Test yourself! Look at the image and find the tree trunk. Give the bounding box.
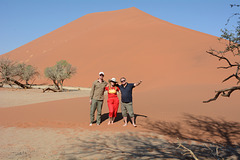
[8,78,30,89]
[53,80,60,90]
[59,80,63,91]
[26,80,29,85]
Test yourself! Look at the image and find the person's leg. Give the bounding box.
[112,98,119,124]
[90,99,97,125]
[108,98,114,124]
[108,99,114,119]
[107,99,114,125]
[96,100,103,125]
[126,102,136,127]
[131,117,136,127]
[121,102,128,126]
[123,117,128,126]
[112,117,115,124]
[108,117,112,125]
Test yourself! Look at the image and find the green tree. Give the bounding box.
[44,60,76,91]
[15,63,39,85]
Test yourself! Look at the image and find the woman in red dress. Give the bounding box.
[105,78,120,125]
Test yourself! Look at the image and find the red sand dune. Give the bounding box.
[0,7,239,129]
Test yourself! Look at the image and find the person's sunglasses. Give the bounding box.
[100,74,104,76]
[121,80,126,83]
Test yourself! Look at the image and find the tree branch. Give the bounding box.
[203,86,240,103]
[207,50,240,83]
[177,141,199,160]
[42,87,61,93]
[206,51,237,68]
[222,74,237,83]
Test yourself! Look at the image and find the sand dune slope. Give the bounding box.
[1,7,227,89]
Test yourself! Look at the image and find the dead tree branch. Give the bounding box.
[203,86,240,103]
[177,141,199,160]
[42,87,60,93]
[5,77,31,89]
[204,49,240,102]
[206,51,238,68]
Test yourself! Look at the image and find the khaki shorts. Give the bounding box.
[121,102,134,118]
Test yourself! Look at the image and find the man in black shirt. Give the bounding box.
[118,77,142,127]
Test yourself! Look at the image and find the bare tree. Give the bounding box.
[15,63,39,85]
[204,4,240,103]
[0,58,15,86]
[0,58,33,89]
[44,60,76,91]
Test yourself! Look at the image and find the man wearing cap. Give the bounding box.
[117,77,142,127]
[89,72,108,126]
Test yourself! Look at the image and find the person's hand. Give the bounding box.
[134,80,142,87]
[89,99,92,105]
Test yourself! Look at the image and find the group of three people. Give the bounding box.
[89,72,142,127]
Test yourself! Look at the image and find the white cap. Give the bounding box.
[110,78,116,82]
[99,72,104,76]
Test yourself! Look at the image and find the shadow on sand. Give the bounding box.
[60,114,240,160]
[143,113,240,160]
[100,112,147,124]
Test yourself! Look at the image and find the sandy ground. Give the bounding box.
[0,88,239,159]
[3,127,239,160]
[0,87,90,108]
[0,127,172,160]
[1,127,239,160]
[0,88,164,159]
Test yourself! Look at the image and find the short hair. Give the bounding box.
[120,77,126,81]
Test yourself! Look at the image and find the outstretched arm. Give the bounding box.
[134,80,142,87]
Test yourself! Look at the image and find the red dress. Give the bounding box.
[105,86,119,118]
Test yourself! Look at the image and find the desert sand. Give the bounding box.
[0,127,183,160]
[0,7,240,159]
[0,87,90,108]
[1,88,239,159]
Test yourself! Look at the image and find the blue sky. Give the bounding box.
[0,0,239,55]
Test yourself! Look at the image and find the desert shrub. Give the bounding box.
[0,58,16,85]
[44,60,76,91]
[0,58,38,88]
[15,63,39,85]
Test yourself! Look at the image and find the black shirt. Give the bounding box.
[118,83,135,103]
